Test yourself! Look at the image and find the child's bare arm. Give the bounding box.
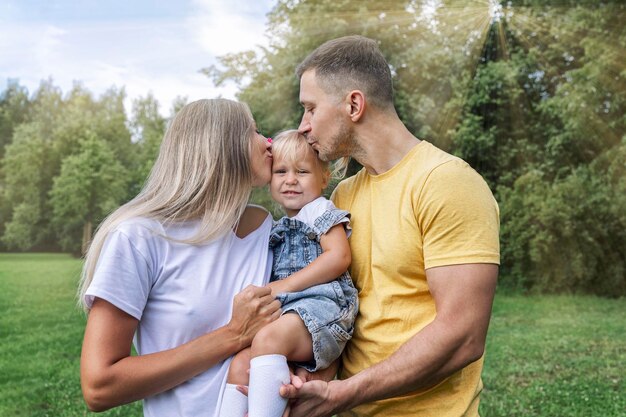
[268,224,351,295]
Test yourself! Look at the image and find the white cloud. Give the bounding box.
[37,25,68,63]
[0,1,272,116]
[88,60,238,114]
[0,23,68,86]
[189,0,273,56]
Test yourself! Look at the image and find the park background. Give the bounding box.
[0,0,624,416]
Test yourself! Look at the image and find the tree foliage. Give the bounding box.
[0,79,176,253]
[49,135,128,254]
[0,1,624,296]
[208,0,626,296]
[2,123,48,250]
[128,94,168,195]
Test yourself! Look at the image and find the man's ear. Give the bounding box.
[345,90,366,122]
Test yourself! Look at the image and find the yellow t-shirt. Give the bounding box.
[331,140,500,417]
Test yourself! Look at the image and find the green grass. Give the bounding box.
[480,294,626,416]
[0,253,141,417]
[1,253,624,416]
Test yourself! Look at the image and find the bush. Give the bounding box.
[499,141,626,296]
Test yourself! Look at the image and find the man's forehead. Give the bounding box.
[300,68,317,84]
[299,70,316,100]
[300,69,330,105]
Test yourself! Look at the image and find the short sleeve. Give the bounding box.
[84,228,154,319]
[297,197,351,237]
[312,208,351,237]
[418,160,500,269]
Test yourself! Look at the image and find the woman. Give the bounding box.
[79,98,281,417]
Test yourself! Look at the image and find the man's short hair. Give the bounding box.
[296,35,394,110]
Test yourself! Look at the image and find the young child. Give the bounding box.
[218,130,358,417]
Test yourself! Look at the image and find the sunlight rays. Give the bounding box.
[504,3,626,151]
[286,1,623,149]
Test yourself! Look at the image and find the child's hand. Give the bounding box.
[267,280,291,297]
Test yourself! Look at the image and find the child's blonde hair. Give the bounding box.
[271,130,348,181]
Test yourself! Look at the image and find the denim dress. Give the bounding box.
[269,197,359,372]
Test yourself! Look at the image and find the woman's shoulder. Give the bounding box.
[114,217,165,241]
[235,205,272,239]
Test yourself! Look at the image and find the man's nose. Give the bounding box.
[298,116,310,136]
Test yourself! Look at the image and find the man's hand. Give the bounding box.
[293,359,339,382]
[279,360,341,417]
[236,360,342,416]
[280,378,342,417]
[236,367,297,417]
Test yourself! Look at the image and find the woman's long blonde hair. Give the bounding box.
[78,98,256,311]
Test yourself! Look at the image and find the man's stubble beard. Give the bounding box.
[318,122,359,162]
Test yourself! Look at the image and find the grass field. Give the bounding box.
[1,253,624,416]
[0,253,141,417]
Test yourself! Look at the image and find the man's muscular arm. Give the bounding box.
[281,263,498,417]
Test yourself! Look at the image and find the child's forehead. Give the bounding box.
[273,153,313,165]
[272,151,321,168]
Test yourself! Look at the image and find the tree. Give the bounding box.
[207,0,626,296]
[205,0,488,142]
[0,79,31,159]
[0,80,32,248]
[128,94,167,196]
[0,80,136,252]
[49,135,127,254]
[1,123,49,250]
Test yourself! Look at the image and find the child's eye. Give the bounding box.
[297,170,309,174]
[273,169,286,174]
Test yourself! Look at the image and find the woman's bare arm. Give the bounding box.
[81,285,281,411]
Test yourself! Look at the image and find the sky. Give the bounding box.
[0,0,275,115]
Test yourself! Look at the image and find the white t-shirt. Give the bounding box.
[84,215,273,417]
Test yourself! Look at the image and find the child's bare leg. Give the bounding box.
[248,313,313,417]
[251,312,313,361]
[228,347,252,385]
[219,347,251,417]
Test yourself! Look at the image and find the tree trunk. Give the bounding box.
[82,220,93,256]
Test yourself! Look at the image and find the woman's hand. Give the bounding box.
[82,289,281,412]
[227,285,282,349]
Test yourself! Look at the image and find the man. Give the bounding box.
[280,35,500,417]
